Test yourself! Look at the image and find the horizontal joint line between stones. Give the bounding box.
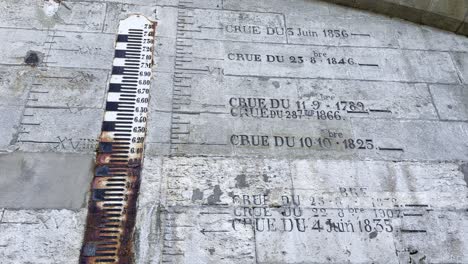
[174,6,284,16]
[223,73,458,85]
[179,37,468,53]
[0,26,115,35]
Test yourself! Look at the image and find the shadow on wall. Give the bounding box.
[319,0,468,36]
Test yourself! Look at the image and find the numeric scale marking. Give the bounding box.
[79,15,156,264]
[169,7,196,154]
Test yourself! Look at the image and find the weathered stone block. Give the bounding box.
[0,152,93,209]
[430,84,468,121]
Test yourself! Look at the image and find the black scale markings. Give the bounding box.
[80,15,156,264]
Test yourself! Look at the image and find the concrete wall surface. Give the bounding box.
[0,0,467,263]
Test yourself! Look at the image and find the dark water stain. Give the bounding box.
[460,163,468,185]
[235,174,248,188]
[20,158,35,182]
[191,188,203,201]
[272,81,280,89]
[301,91,318,98]
[207,185,222,204]
[369,230,378,239]
[24,51,43,67]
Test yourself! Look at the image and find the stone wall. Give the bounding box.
[322,0,468,35]
[0,0,467,263]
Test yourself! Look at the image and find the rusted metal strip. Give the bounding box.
[80,15,156,264]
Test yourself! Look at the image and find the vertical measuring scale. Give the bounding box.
[80,15,156,264]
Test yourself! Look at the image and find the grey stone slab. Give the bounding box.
[146,71,173,151]
[138,157,163,208]
[140,156,295,245]
[163,113,468,161]
[430,84,468,121]
[154,157,468,207]
[136,157,468,263]
[166,114,355,158]
[394,210,468,263]
[351,119,468,161]
[154,36,177,74]
[96,0,171,5]
[223,0,377,18]
[178,39,460,83]
[0,65,107,108]
[0,209,86,263]
[165,75,438,120]
[452,52,468,84]
[149,71,173,111]
[135,157,163,262]
[290,160,467,209]
[17,108,102,153]
[177,0,223,9]
[158,5,468,51]
[285,13,399,48]
[152,6,179,38]
[137,159,257,264]
[0,66,31,106]
[0,0,106,32]
[26,67,108,108]
[225,1,461,51]
[160,157,293,207]
[285,13,468,51]
[0,106,23,151]
[0,28,49,66]
[253,207,399,263]
[176,9,287,43]
[396,22,468,52]
[255,208,466,263]
[0,0,467,263]
[136,205,256,264]
[145,142,171,157]
[97,0,222,9]
[146,110,172,146]
[97,0,221,8]
[223,42,460,83]
[0,152,93,209]
[46,31,115,70]
[134,205,162,263]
